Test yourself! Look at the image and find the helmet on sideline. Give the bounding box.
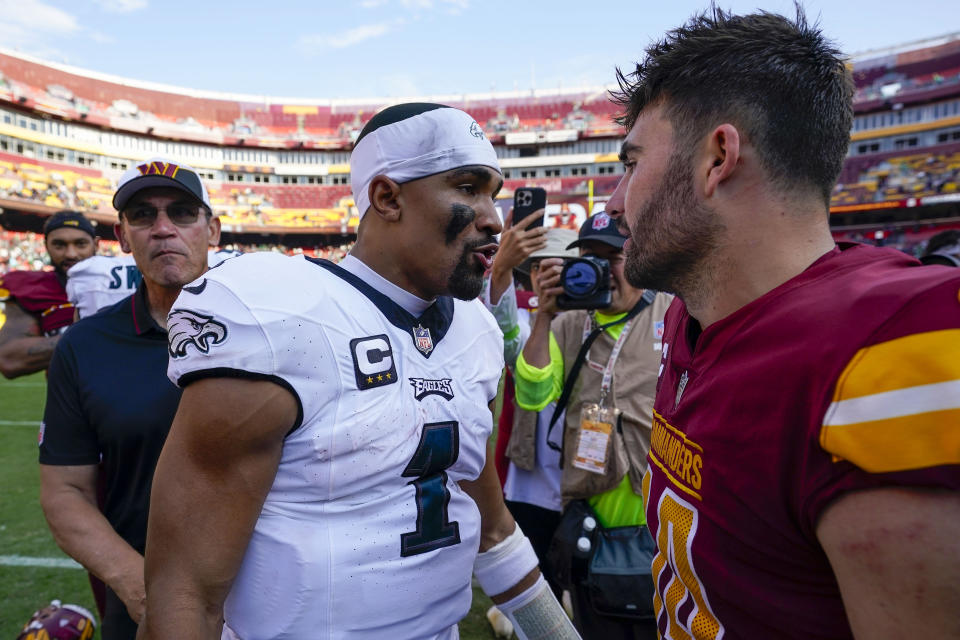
[16,600,96,640]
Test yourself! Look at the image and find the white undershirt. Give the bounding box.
[339,254,432,316]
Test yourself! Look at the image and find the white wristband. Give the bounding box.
[473,524,539,596]
[499,575,581,640]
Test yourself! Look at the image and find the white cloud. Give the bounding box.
[439,0,469,14]
[364,0,470,10]
[379,73,421,97]
[95,0,148,12]
[89,31,116,44]
[0,0,80,37]
[0,0,80,58]
[298,22,393,51]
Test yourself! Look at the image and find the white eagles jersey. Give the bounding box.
[67,250,241,319]
[67,255,140,319]
[167,252,504,640]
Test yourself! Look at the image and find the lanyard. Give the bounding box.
[580,313,637,405]
[546,290,656,454]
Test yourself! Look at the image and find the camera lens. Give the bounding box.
[564,261,599,297]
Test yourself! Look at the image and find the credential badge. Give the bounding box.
[413,324,434,356]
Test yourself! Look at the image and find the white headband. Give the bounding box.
[350,107,501,219]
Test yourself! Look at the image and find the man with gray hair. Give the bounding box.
[40,158,221,640]
[140,103,579,640]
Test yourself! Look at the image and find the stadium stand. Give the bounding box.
[1,34,960,248]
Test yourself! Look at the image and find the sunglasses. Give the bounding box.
[123,203,206,227]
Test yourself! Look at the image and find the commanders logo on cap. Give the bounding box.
[592,213,611,230]
[138,160,182,178]
[469,122,485,139]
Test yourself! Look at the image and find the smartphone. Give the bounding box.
[512,187,547,228]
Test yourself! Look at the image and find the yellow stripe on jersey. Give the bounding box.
[821,329,960,473]
[822,407,960,473]
[830,329,960,400]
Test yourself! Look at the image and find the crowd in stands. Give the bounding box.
[8,219,956,279]
[1,58,620,149]
[0,154,354,230]
[0,229,353,275]
[854,66,960,103]
[0,158,116,213]
[832,150,960,206]
[5,148,958,232]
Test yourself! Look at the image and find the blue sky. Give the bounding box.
[0,0,953,100]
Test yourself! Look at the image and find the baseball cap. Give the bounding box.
[112,157,211,212]
[566,212,627,250]
[43,210,96,239]
[517,229,578,273]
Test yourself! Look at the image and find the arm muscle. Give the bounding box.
[139,377,297,638]
[817,487,960,639]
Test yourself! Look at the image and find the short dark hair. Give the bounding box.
[611,6,854,206]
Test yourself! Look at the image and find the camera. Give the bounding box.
[558,257,611,310]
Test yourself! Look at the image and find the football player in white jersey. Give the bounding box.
[67,250,241,320]
[140,104,580,640]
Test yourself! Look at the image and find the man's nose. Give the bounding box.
[150,210,178,235]
[478,200,503,236]
[606,175,627,220]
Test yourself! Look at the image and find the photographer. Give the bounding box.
[514,212,670,639]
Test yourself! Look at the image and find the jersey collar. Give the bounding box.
[308,258,454,358]
[130,281,166,337]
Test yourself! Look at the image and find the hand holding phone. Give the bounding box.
[512,187,547,228]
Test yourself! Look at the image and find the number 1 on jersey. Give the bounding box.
[401,421,461,556]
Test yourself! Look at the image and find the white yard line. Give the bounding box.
[0,420,40,426]
[0,555,83,569]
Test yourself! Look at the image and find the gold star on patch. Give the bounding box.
[385,373,392,379]
[367,376,374,384]
[377,374,383,381]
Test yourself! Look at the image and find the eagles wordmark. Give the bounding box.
[409,378,455,401]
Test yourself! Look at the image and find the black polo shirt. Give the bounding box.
[40,282,180,554]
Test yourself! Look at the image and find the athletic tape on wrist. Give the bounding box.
[499,575,581,640]
[473,524,539,596]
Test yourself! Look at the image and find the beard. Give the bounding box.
[447,238,488,300]
[623,151,725,296]
[444,202,494,300]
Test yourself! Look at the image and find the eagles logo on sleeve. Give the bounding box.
[168,309,228,358]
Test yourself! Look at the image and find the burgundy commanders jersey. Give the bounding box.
[0,270,74,335]
[644,243,960,639]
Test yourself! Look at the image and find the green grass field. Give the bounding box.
[0,372,499,638]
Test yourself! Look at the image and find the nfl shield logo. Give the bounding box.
[413,325,434,356]
[592,213,610,230]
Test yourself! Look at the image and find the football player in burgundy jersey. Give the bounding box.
[0,210,97,378]
[605,7,960,640]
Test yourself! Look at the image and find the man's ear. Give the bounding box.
[114,222,131,253]
[207,215,222,247]
[704,123,741,199]
[368,176,402,222]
